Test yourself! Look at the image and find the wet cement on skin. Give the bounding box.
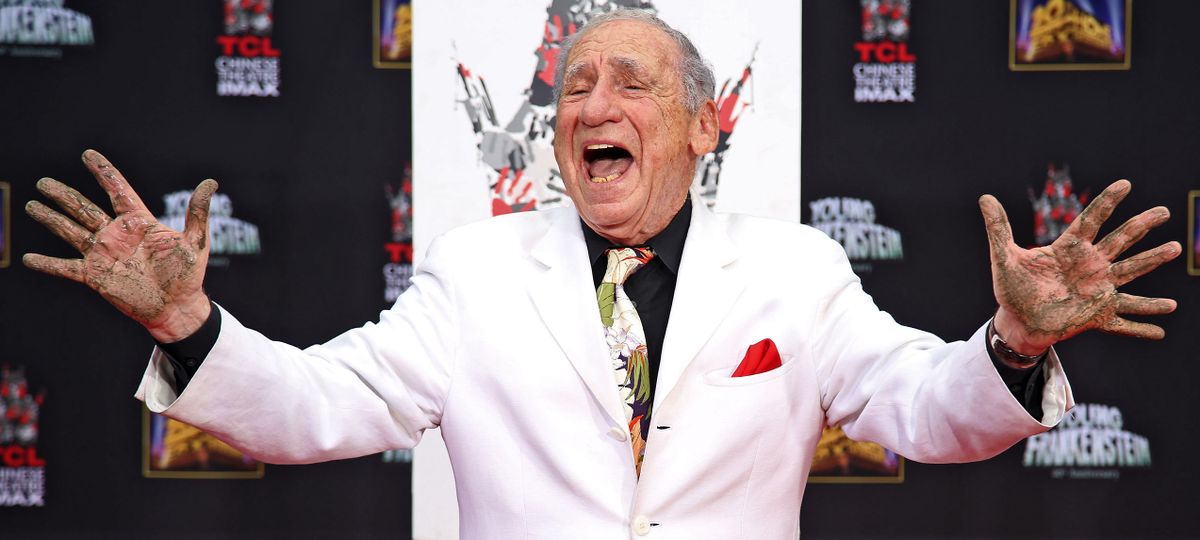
[37,177,112,230]
[984,182,1176,345]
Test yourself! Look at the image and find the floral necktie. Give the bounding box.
[596,247,655,477]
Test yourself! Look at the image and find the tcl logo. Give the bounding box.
[216,35,280,57]
[1,446,45,468]
[853,42,916,63]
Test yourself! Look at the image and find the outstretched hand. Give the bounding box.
[979,179,1180,355]
[23,150,218,343]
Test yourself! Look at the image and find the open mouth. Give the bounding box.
[583,143,633,183]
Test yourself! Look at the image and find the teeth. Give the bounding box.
[590,173,621,183]
[586,144,615,150]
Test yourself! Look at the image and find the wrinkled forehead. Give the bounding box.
[561,20,681,83]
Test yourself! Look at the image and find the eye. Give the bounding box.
[624,84,645,91]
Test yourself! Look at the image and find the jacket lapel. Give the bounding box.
[655,199,745,412]
[528,208,627,429]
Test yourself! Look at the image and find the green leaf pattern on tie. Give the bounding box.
[596,282,616,327]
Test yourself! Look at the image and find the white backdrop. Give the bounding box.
[412,2,800,537]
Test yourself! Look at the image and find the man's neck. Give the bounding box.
[582,197,692,274]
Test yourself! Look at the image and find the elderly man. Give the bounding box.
[24,9,1177,539]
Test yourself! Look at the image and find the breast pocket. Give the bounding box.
[701,354,799,387]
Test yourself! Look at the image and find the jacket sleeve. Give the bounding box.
[809,236,1074,464]
[135,236,461,465]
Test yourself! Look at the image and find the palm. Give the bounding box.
[980,180,1179,350]
[24,150,217,341]
[87,210,208,319]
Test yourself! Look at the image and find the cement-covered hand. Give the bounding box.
[23,150,217,343]
[980,179,1179,355]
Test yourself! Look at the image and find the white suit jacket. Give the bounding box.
[138,201,1073,539]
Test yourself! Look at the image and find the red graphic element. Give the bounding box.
[853,41,916,63]
[732,338,783,377]
[535,15,570,88]
[1,446,45,467]
[385,243,413,264]
[717,67,751,136]
[224,0,273,35]
[216,35,281,57]
[1030,163,1091,247]
[386,167,413,242]
[491,167,537,215]
[1,365,44,448]
[861,0,910,42]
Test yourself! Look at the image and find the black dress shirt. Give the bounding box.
[160,196,1045,420]
[582,198,693,414]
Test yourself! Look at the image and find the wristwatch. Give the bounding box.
[987,318,1047,369]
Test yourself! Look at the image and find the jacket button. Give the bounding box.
[608,427,628,442]
[632,515,651,536]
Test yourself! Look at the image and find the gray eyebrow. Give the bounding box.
[561,56,650,86]
[562,62,590,84]
[611,56,649,77]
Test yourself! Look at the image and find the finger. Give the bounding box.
[184,179,219,249]
[21,253,86,284]
[1100,316,1166,340]
[35,177,112,231]
[1114,293,1177,316]
[25,200,95,253]
[1062,179,1130,243]
[1110,241,1182,287]
[81,149,149,215]
[978,194,1015,263]
[1095,206,1170,261]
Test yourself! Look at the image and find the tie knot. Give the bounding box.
[602,247,655,285]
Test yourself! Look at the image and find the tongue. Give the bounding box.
[588,156,632,179]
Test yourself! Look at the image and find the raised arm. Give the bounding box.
[818,180,1177,463]
[26,150,458,463]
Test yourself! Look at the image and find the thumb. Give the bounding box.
[185,179,219,250]
[978,194,1014,264]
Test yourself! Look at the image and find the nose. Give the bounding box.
[579,83,622,127]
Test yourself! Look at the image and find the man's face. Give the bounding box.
[554,20,717,245]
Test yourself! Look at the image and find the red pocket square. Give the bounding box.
[731,338,782,377]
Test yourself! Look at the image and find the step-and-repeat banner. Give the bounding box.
[4,1,1199,538]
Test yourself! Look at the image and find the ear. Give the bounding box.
[688,99,719,157]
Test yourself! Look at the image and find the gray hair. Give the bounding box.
[552,9,716,114]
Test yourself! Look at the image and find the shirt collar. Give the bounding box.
[582,196,691,275]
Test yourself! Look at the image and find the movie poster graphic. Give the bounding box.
[0,182,9,268]
[1022,402,1150,480]
[806,196,904,275]
[0,0,94,59]
[374,0,412,68]
[157,189,261,267]
[1029,163,1090,247]
[1010,0,1131,71]
[1188,191,1199,276]
[854,0,916,103]
[142,409,263,479]
[216,0,281,97]
[0,364,47,506]
[809,426,904,483]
